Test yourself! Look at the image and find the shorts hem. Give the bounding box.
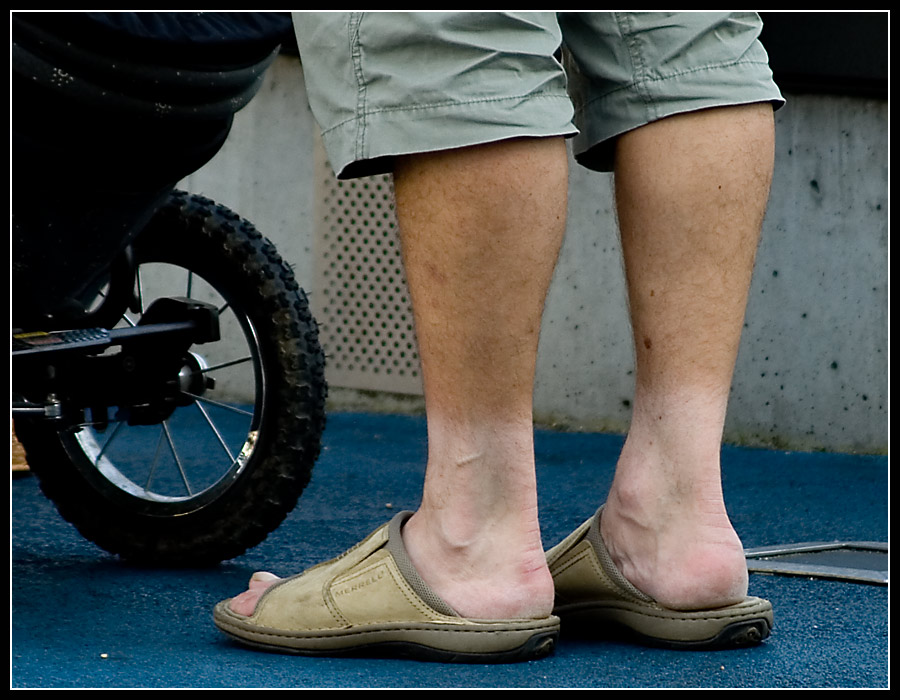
[572,60,785,172]
[321,92,578,179]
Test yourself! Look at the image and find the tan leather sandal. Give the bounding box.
[214,511,560,663]
[546,507,773,650]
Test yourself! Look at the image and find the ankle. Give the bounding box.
[601,439,749,610]
[402,509,554,619]
[600,495,748,610]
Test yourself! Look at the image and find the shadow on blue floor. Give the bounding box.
[11,412,888,688]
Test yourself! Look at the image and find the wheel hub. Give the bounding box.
[177,351,215,402]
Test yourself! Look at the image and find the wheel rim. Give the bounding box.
[61,261,267,517]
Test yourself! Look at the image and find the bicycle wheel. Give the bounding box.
[16,191,327,565]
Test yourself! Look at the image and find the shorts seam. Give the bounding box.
[348,13,368,165]
[616,13,653,111]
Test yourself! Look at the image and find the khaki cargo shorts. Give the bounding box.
[292,12,784,179]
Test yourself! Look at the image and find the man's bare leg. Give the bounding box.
[231,136,568,619]
[601,103,776,611]
[394,137,567,620]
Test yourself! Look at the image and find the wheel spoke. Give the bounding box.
[143,428,167,492]
[182,392,255,417]
[91,420,125,466]
[162,420,193,496]
[199,355,253,373]
[194,401,236,463]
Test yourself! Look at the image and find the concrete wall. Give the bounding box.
[180,55,888,454]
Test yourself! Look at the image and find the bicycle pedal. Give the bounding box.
[13,328,111,355]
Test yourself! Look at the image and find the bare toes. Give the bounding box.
[228,571,280,616]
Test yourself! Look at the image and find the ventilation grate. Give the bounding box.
[745,541,888,585]
[312,139,423,395]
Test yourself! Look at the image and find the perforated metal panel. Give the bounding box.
[313,138,423,395]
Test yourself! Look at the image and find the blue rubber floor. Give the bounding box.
[11,412,888,688]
